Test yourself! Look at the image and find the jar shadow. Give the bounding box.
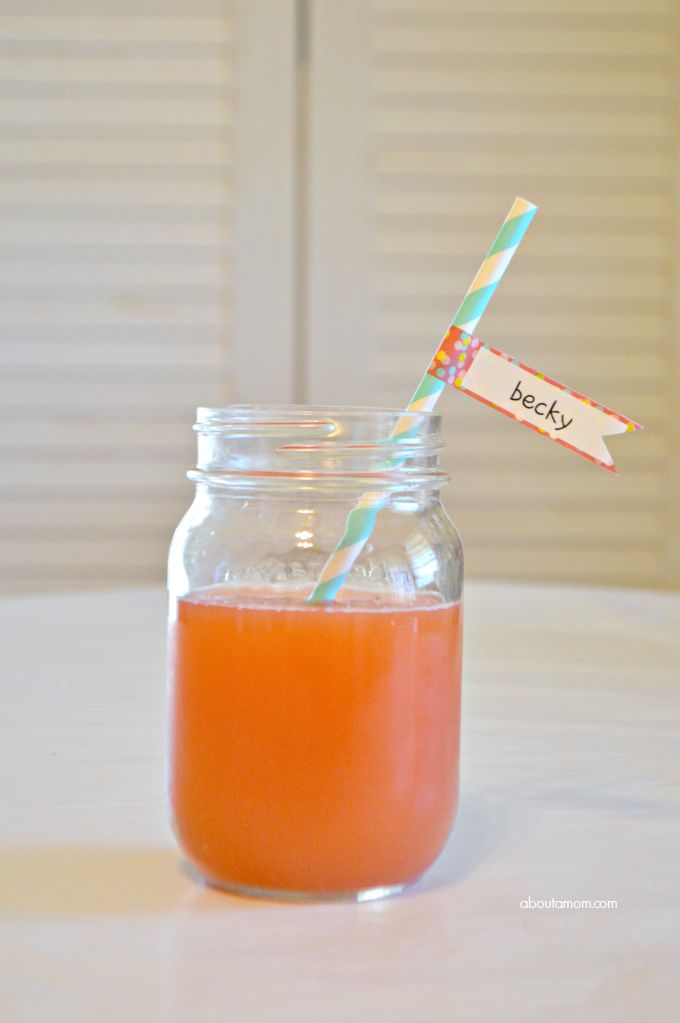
[0,792,512,915]
[407,788,514,896]
[0,846,188,916]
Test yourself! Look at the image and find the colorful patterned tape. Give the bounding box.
[429,326,482,387]
[307,198,537,604]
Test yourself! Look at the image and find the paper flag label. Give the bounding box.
[427,326,641,473]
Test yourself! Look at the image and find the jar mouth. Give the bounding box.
[195,404,439,430]
[192,404,448,491]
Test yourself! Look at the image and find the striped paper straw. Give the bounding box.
[307,197,537,605]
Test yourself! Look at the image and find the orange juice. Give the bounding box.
[168,589,462,896]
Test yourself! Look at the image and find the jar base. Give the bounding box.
[186,863,412,903]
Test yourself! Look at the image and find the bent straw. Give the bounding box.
[307,196,537,604]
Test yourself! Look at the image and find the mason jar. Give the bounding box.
[167,405,463,901]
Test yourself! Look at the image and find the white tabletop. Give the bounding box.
[1,582,678,1022]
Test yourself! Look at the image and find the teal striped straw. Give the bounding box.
[308,197,537,604]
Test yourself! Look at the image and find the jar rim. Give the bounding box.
[192,404,448,492]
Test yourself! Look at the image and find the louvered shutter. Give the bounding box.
[306,0,679,587]
[0,1,296,592]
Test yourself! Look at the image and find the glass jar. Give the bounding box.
[167,406,463,901]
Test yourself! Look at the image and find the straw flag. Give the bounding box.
[428,327,642,474]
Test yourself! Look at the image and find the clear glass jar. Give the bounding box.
[167,406,463,901]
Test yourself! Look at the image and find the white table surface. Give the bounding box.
[0,582,678,1022]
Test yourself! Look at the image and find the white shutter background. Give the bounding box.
[307,0,680,588]
[2,0,678,593]
[0,1,296,593]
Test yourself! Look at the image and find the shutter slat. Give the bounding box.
[0,15,231,44]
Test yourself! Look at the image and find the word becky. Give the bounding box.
[509,380,573,432]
